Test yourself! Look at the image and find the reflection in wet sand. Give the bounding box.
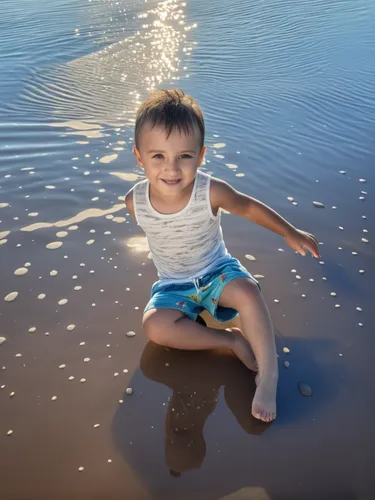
[99,154,118,164]
[135,341,267,475]
[20,204,124,232]
[110,171,143,182]
[126,236,150,253]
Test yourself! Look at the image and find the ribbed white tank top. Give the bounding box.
[133,170,230,282]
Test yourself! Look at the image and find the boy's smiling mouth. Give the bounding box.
[161,179,182,185]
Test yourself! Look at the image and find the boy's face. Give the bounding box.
[133,124,206,195]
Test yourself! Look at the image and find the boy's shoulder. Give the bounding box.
[209,175,234,208]
[209,175,251,216]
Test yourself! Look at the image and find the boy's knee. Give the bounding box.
[142,309,182,344]
[220,277,261,310]
[142,310,161,342]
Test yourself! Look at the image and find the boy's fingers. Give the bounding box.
[305,238,320,258]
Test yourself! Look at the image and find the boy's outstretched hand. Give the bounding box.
[284,228,320,258]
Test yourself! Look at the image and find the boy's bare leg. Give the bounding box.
[142,309,258,373]
[219,277,278,422]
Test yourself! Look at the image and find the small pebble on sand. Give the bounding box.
[359,178,367,183]
[80,378,86,383]
[126,388,133,395]
[356,307,362,312]
[126,331,136,338]
[283,347,290,354]
[7,430,13,436]
[59,364,66,369]
[78,467,84,472]
[38,293,46,300]
[330,292,337,297]
[0,337,7,345]
[4,292,18,302]
[14,267,28,276]
[312,201,325,208]
[84,358,90,363]
[94,424,100,428]
[284,361,290,368]
[58,298,68,306]
[245,254,256,261]
[298,382,312,397]
[51,396,57,401]
[335,304,341,308]
[67,324,75,331]
[46,242,63,250]
[50,270,58,276]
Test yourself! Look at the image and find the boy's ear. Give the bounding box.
[133,146,143,168]
[198,146,206,167]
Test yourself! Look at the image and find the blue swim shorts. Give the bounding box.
[144,257,260,322]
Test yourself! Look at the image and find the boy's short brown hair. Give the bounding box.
[135,88,205,150]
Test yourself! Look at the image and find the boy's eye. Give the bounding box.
[180,154,193,159]
[152,154,164,159]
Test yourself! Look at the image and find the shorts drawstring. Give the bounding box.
[192,278,200,294]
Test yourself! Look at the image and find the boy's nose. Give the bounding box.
[165,160,179,172]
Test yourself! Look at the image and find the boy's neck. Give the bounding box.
[149,177,196,215]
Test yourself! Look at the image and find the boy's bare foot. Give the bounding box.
[227,328,258,373]
[252,373,278,422]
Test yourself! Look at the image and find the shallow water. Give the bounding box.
[1,0,375,499]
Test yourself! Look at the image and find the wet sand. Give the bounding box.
[1,161,374,499]
[1,0,375,498]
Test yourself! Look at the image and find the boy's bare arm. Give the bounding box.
[124,188,136,219]
[210,178,320,258]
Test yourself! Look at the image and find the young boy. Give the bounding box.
[125,88,320,422]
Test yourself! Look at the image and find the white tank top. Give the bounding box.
[133,170,230,282]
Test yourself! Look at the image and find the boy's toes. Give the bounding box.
[252,407,276,422]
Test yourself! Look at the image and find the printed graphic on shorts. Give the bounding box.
[189,294,199,302]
